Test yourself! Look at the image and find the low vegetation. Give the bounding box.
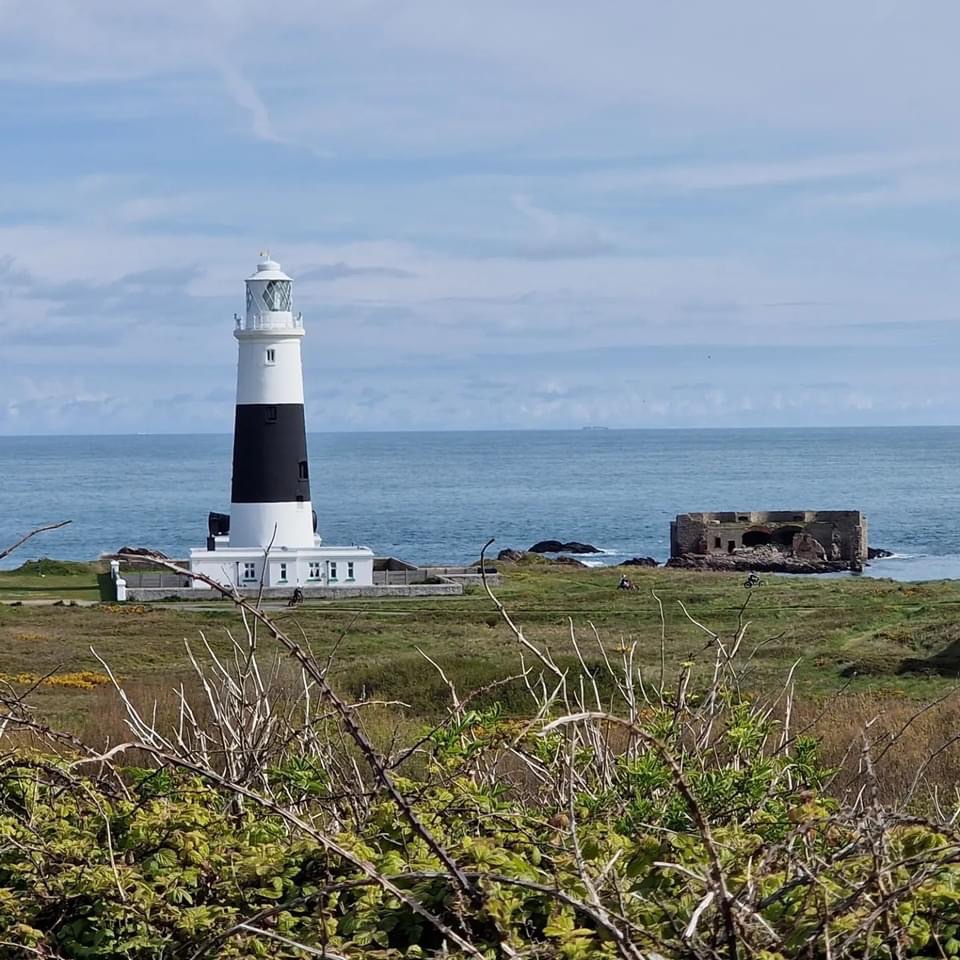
[0,558,106,601]
[2,558,960,728]
[4,547,960,954]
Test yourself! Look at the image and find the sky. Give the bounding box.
[4,1,960,433]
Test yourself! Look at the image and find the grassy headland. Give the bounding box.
[2,559,960,730]
[0,558,107,601]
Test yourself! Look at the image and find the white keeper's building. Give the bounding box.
[188,255,375,591]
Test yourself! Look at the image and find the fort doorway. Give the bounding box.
[742,529,773,548]
[772,525,803,547]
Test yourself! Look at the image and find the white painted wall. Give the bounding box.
[323,556,373,585]
[189,548,375,588]
[269,557,294,586]
[187,557,235,589]
[229,501,316,551]
[235,334,305,405]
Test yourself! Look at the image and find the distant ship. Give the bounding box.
[581,425,610,431]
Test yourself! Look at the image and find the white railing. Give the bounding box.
[235,312,303,331]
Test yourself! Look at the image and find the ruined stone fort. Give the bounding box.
[670,511,868,570]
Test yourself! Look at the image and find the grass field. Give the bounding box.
[0,559,108,601]
[3,559,960,731]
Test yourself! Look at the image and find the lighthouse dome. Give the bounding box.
[247,256,291,282]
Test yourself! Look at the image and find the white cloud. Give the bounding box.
[579,153,936,195]
[504,194,620,259]
[215,60,285,145]
[2,2,959,152]
[115,195,200,224]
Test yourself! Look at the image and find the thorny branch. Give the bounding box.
[0,520,72,563]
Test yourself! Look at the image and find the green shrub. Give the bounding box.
[2,695,959,958]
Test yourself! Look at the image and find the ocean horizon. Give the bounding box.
[6,423,960,436]
[3,425,960,581]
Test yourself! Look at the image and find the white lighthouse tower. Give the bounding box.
[229,255,314,550]
[189,256,374,592]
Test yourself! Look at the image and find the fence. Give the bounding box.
[372,565,495,585]
[119,571,195,589]
[373,570,427,585]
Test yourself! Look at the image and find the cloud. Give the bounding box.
[0,256,34,292]
[12,261,208,322]
[298,262,418,282]
[6,4,960,432]
[796,167,960,211]
[579,153,930,195]
[115,195,199,225]
[1,375,121,431]
[504,236,619,261]
[481,194,620,260]
[4,2,960,155]
[215,60,285,145]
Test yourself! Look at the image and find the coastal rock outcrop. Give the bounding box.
[868,547,894,560]
[620,556,658,567]
[529,540,601,554]
[495,548,587,567]
[114,546,169,559]
[666,546,848,575]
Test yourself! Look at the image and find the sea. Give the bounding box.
[2,427,960,581]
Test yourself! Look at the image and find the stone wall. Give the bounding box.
[670,510,868,565]
[123,581,484,602]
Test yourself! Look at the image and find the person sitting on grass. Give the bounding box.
[618,574,633,591]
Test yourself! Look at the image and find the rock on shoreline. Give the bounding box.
[110,546,170,559]
[495,548,588,567]
[666,550,849,575]
[528,540,601,554]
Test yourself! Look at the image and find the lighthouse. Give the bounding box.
[229,255,314,550]
[189,256,374,592]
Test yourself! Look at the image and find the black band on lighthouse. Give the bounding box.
[231,403,312,503]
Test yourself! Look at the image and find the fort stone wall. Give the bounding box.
[670,510,867,566]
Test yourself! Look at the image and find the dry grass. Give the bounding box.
[65,672,960,810]
[5,658,952,810]
[797,690,960,808]
[71,663,427,766]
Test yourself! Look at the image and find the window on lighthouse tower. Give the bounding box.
[263,280,291,311]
